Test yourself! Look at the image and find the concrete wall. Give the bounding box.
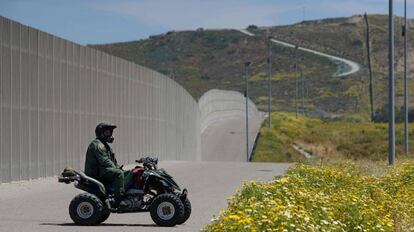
[0,16,201,183]
[199,89,264,159]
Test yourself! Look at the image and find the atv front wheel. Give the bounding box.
[98,207,110,224]
[150,193,185,227]
[177,196,191,224]
[69,193,105,225]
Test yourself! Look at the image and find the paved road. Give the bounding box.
[202,118,260,162]
[238,29,360,77]
[0,161,290,232]
[0,96,271,232]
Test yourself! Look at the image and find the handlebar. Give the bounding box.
[135,157,158,170]
[135,157,158,164]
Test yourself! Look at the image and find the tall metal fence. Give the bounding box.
[0,16,266,183]
[0,16,201,183]
[199,89,264,159]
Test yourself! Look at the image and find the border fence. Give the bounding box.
[0,16,201,183]
[0,16,263,183]
[199,89,264,160]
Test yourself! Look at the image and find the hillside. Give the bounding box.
[253,112,413,163]
[261,15,414,116]
[264,15,414,73]
[91,15,414,119]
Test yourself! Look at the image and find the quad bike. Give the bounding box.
[58,157,191,227]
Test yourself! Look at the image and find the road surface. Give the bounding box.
[201,118,261,162]
[0,161,290,232]
[238,29,360,77]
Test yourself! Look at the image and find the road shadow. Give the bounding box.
[40,222,159,227]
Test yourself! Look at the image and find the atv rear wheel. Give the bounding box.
[150,193,184,227]
[69,193,105,225]
[177,196,191,224]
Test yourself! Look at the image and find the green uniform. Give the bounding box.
[84,139,132,196]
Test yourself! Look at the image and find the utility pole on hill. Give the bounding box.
[388,0,396,165]
[364,13,375,122]
[294,46,299,118]
[301,70,305,115]
[403,0,409,155]
[267,31,273,128]
[305,77,309,116]
[244,61,252,162]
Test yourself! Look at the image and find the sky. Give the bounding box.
[0,0,413,45]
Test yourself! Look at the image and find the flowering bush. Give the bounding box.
[203,163,414,231]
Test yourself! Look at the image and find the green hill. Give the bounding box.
[262,15,414,117]
[90,15,414,120]
[253,112,414,163]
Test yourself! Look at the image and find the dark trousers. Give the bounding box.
[100,168,133,196]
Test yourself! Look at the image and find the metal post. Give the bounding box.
[403,0,409,154]
[364,13,375,122]
[267,34,273,128]
[301,70,305,115]
[305,77,309,116]
[388,0,396,165]
[294,46,299,118]
[244,61,251,162]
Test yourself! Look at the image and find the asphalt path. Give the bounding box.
[202,118,257,162]
[201,107,264,162]
[1,101,273,232]
[0,160,290,232]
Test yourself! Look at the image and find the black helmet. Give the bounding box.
[95,122,117,143]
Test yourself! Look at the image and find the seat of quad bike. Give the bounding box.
[75,170,107,197]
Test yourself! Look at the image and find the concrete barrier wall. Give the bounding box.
[199,89,264,159]
[0,16,201,183]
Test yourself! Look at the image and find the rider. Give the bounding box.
[84,122,133,207]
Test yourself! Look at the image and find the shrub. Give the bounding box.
[204,162,414,231]
[247,25,259,30]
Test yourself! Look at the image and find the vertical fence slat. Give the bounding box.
[45,33,54,176]
[11,21,21,181]
[0,16,3,183]
[20,24,30,180]
[1,18,12,182]
[0,17,3,183]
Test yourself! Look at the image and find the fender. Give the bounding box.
[157,169,180,190]
[144,170,181,191]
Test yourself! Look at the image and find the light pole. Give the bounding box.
[294,46,299,118]
[267,34,273,128]
[301,70,305,115]
[305,77,309,116]
[364,13,375,122]
[244,61,252,162]
[388,0,395,165]
[403,0,409,155]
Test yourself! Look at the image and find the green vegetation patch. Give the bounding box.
[253,112,414,162]
[204,162,414,231]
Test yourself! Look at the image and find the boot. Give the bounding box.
[114,195,128,209]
